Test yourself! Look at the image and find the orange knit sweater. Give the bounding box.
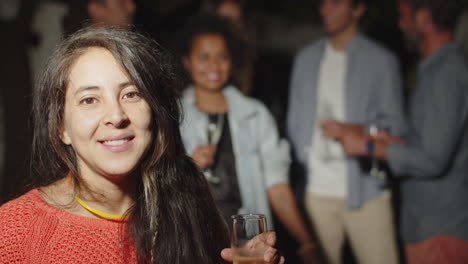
[0,189,138,263]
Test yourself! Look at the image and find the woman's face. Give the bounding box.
[183,33,231,92]
[60,47,152,182]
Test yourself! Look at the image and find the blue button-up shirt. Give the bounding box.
[388,43,468,243]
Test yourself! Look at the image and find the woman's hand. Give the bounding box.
[191,145,217,169]
[221,231,285,264]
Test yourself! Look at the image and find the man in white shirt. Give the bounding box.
[287,0,406,263]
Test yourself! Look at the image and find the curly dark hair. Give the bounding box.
[177,14,245,74]
[406,0,465,31]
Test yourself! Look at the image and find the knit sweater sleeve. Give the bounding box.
[0,190,138,264]
[0,193,38,263]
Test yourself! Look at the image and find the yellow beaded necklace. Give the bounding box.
[74,195,129,220]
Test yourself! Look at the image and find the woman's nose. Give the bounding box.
[103,101,129,128]
[208,59,224,71]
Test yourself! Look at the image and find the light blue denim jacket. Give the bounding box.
[180,86,291,227]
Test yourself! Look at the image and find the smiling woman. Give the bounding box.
[0,26,236,264]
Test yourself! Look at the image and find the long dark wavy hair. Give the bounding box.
[31,25,229,263]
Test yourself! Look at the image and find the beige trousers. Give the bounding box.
[305,192,398,264]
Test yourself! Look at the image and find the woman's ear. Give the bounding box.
[182,56,191,72]
[59,125,72,145]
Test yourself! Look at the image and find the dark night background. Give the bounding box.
[1,0,467,263]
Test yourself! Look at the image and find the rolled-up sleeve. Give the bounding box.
[376,54,407,137]
[387,68,467,178]
[257,105,291,188]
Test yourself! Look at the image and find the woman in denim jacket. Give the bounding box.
[178,15,318,263]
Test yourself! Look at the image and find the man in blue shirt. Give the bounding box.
[340,0,468,263]
[286,0,405,263]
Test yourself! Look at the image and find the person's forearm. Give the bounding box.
[267,183,312,245]
[374,140,388,160]
[344,124,365,136]
[373,135,405,160]
[322,122,366,140]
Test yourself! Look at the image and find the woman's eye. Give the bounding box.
[79,97,97,105]
[123,91,141,100]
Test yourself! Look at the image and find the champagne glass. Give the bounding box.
[367,113,387,181]
[205,113,224,184]
[231,214,267,264]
